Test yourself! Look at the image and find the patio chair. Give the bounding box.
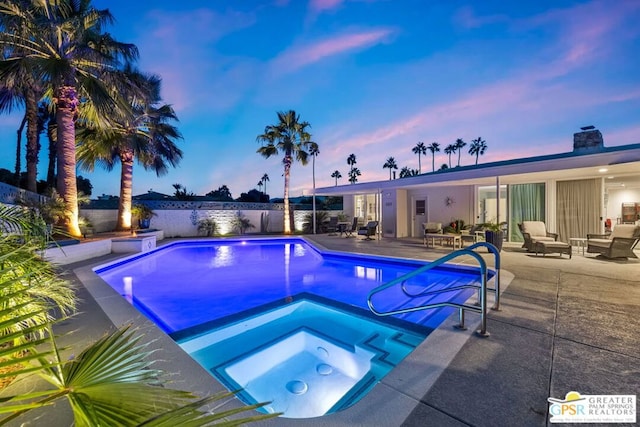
[422,222,442,245]
[324,216,338,235]
[460,224,485,247]
[518,221,558,252]
[358,221,378,240]
[344,217,359,237]
[587,224,640,259]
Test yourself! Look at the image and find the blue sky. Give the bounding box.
[1,0,639,199]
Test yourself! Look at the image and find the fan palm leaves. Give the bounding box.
[427,142,440,172]
[348,167,361,184]
[383,156,397,180]
[454,138,466,167]
[256,110,314,234]
[469,136,487,165]
[0,0,139,237]
[331,170,342,186]
[0,203,277,426]
[347,153,356,173]
[77,69,183,231]
[412,142,427,173]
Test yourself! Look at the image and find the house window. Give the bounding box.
[415,200,426,215]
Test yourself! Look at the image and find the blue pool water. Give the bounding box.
[95,238,489,418]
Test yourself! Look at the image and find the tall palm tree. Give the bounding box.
[455,138,466,167]
[0,3,43,193]
[383,156,398,180]
[309,142,319,234]
[412,141,427,173]
[444,144,455,168]
[0,0,139,237]
[347,153,356,175]
[257,180,263,192]
[77,70,183,231]
[261,173,270,197]
[427,142,440,172]
[348,167,361,184]
[469,136,487,165]
[256,110,313,234]
[331,170,342,186]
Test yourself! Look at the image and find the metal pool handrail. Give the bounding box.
[367,243,501,337]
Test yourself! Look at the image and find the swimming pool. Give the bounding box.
[94,238,491,418]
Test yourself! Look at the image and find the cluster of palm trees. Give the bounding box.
[0,0,183,237]
[413,137,487,172]
[256,173,270,195]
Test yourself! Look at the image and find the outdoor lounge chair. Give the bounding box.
[587,224,640,259]
[358,221,378,240]
[518,221,558,252]
[460,224,485,246]
[344,217,359,237]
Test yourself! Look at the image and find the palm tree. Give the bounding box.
[257,180,263,192]
[469,136,488,165]
[331,170,342,186]
[309,142,320,234]
[347,153,357,175]
[0,205,277,425]
[399,166,418,178]
[0,4,44,193]
[444,144,455,168]
[348,167,361,184]
[427,142,440,172]
[383,156,398,180]
[412,141,427,173]
[455,138,466,167]
[256,110,313,234]
[77,70,183,231]
[0,1,139,237]
[261,173,270,198]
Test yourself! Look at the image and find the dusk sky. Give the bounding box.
[1,0,639,199]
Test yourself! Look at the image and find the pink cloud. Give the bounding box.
[270,28,394,73]
[454,6,508,29]
[309,0,344,13]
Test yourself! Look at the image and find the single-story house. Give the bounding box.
[314,128,640,243]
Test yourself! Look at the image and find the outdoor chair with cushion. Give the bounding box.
[423,222,442,245]
[358,221,378,240]
[324,216,338,235]
[587,224,640,259]
[518,221,558,252]
[460,224,485,246]
[344,217,359,237]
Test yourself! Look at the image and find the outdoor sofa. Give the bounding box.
[587,224,640,259]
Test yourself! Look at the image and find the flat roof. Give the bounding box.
[315,143,640,195]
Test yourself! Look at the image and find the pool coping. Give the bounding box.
[74,236,513,426]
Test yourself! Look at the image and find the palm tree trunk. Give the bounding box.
[283,155,292,234]
[46,116,57,188]
[55,86,81,237]
[312,156,316,234]
[431,154,435,172]
[25,87,39,193]
[418,155,422,174]
[15,113,26,186]
[117,150,134,231]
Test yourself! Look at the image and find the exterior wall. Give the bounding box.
[407,185,475,237]
[381,189,408,238]
[79,207,340,237]
[0,182,45,205]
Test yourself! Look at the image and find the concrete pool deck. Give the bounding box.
[32,235,640,426]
